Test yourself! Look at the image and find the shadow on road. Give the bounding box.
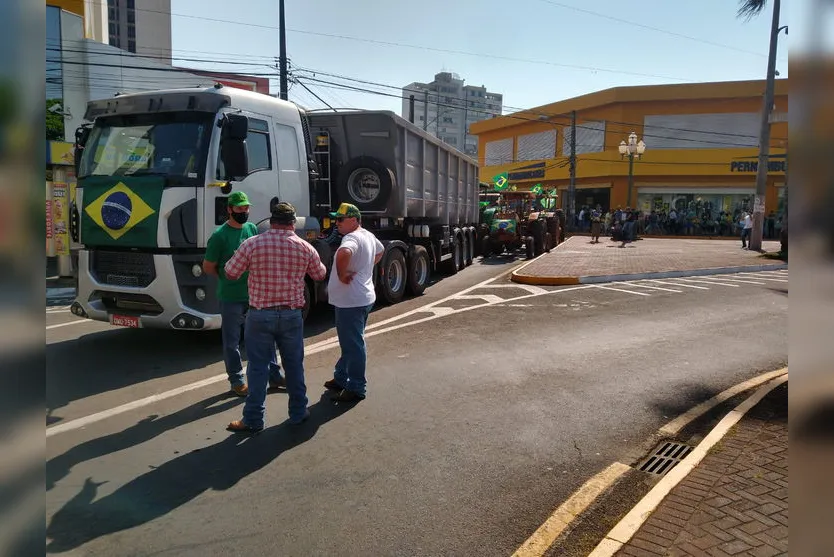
[46,311,338,426]
[477,253,524,266]
[46,393,243,491]
[46,393,356,554]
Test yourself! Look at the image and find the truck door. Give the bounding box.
[272,121,308,216]
[208,113,279,231]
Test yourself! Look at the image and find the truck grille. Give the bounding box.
[90,251,156,288]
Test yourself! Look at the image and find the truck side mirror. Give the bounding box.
[73,126,91,176]
[220,114,249,181]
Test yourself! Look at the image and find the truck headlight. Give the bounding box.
[192,264,203,277]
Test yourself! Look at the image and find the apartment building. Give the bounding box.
[105,0,172,62]
[401,72,503,156]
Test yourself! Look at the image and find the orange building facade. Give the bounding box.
[470,79,788,219]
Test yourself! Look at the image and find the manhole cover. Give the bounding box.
[639,441,693,476]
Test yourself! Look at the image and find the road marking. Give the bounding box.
[481,284,550,295]
[705,276,766,285]
[46,320,90,330]
[645,280,709,290]
[659,367,788,436]
[593,285,651,297]
[454,294,505,304]
[628,283,683,293]
[677,278,739,287]
[589,373,788,556]
[512,462,632,557]
[738,273,788,282]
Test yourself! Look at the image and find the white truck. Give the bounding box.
[68,84,480,329]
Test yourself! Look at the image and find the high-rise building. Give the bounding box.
[401,72,503,156]
[104,0,172,62]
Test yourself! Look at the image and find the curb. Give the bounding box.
[587,373,789,557]
[511,262,787,286]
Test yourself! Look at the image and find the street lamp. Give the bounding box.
[619,131,646,208]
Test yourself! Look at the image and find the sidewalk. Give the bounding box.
[612,382,788,557]
[512,236,786,285]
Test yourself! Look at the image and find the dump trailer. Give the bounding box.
[68,85,479,329]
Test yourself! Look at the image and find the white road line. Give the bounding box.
[593,285,651,297]
[512,462,632,557]
[589,373,788,556]
[481,283,550,295]
[454,294,506,304]
[628,283,683,293]
[46,320,90,330]
[677,278,739,288]
[738,273,788,282]
[645,280,709,290]
[705,276,766,285]
[659,367,788,436]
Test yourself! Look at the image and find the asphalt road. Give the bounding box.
[46,262,788,556]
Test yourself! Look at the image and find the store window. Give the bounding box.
[636,190,755,236]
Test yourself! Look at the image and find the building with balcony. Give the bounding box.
[401,72,502,156]
[469,79,788,220]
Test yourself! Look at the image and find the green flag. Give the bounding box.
[493,172,509,191]
[80,175,165,248]
[531,183,543,195]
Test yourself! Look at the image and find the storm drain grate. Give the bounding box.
[639,442,693,476]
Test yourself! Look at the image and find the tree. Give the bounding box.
[737,0,782,252]
[46,98,65,141]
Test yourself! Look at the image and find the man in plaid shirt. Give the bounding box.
[224,201,327,431]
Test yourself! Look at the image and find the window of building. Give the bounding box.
[127,10,135,23]
[443,117,453,123]
[109,36,120,47]
[128,39,136,53]
[127,0,135,7]
[127,25,136,38]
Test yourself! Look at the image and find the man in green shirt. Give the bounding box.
[202,191,285,396]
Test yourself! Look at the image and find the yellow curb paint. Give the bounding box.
[511,273,581,286]
[512,462,631,557]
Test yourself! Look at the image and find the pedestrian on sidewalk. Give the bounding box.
[202,191,285,397]
[223,200,327,431]
[324,203,384,402]
[590,207,602,243]
[620,212,636,248]
[740,211,753,249]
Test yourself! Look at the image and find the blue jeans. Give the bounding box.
[333,305,373,396]
[243,308,307,428]
[220,301,282,388]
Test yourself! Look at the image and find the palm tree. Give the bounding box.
[737,0,782,252]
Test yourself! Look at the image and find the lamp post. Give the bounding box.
[619,131,646,208]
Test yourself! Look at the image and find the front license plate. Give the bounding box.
[111,314,141,328]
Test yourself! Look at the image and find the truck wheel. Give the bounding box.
[407,246,430,296]
[443,241,460,275]
[455,235,466,271]
[545,232,553,253]
[481,237,491,258]
[464,230,474,266]
[336,156,392,212]
[378,248,407,304]
[526,237,535,260]
[302,281,312,322]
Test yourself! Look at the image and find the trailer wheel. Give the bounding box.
[443,241,460,275]
[407,246,430,296]
[455,234,466,271]
[464,230,474,266]
[378,248,407,304]
[336,156,392,212]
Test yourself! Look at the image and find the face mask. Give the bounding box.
[230,212,249,224]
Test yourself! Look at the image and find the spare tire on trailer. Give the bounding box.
[335,156,393,213]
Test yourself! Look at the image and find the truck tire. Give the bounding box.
[442,241,460,275]
[526,237,535,260]
[378,248,407,304]
[464,229,474,266]
[336,156,393,212]
[407,246,430,296]
[302,280,312,322]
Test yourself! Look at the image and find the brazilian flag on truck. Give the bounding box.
[80,175,165,248]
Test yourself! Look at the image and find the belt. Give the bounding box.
[248,305,300,311]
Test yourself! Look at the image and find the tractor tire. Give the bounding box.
[526,237,535,260]
[481,236,491,258]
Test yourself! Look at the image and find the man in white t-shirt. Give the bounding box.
[741,211,753,249]
[324,203,384,402]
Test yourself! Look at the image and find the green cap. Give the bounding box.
[329,202,361,219]
[228,191,251,207]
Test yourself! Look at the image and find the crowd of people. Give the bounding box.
[202,193,382,432]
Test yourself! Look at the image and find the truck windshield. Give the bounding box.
[78,112,214,184]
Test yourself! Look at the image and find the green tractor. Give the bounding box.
[481,206,525,257]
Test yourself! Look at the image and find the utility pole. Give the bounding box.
[748,0,781,252]
[568,110,577,230]
[278,0,288,100]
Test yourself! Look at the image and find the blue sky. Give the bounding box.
[169,0,790,114]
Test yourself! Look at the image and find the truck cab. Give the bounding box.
[70,85,321,329]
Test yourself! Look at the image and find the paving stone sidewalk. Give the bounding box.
[512,236,786,285]
[616,383,788,557]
